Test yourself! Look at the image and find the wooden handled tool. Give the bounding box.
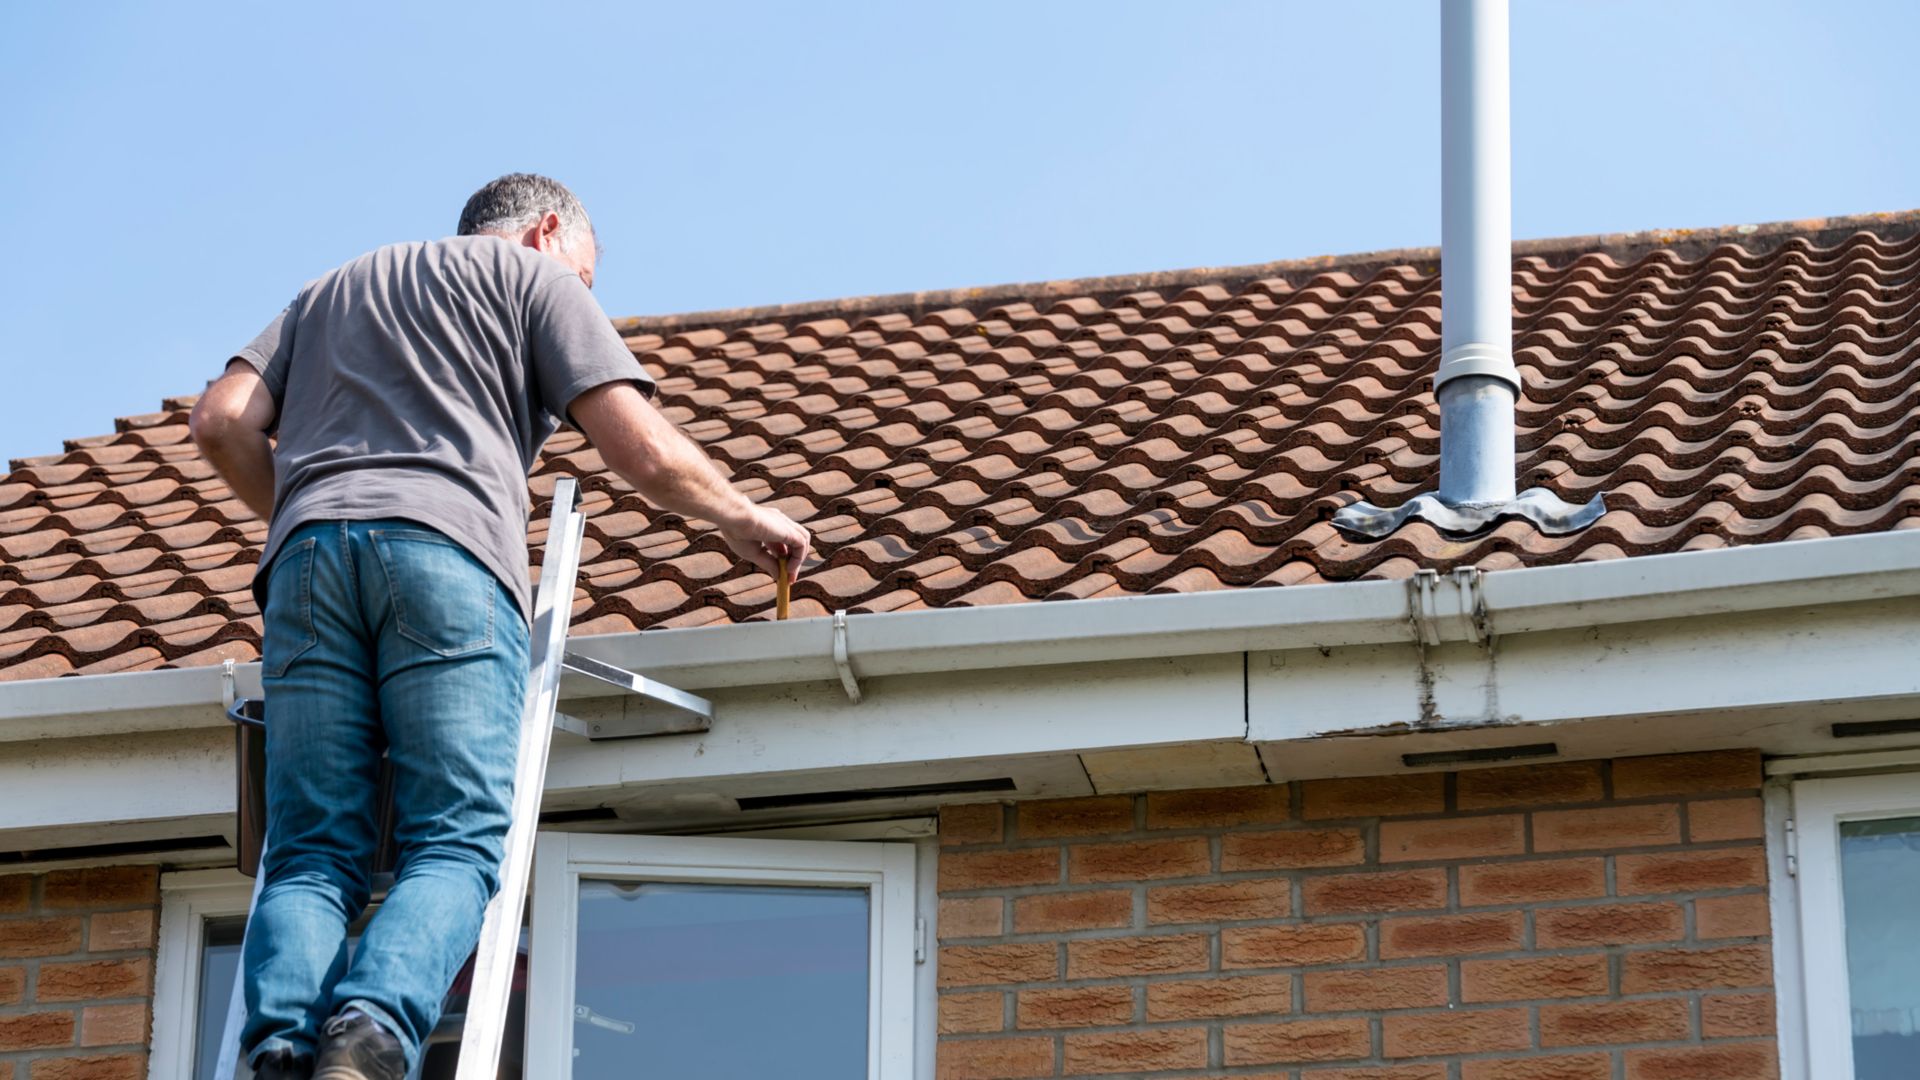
[776,556,791,621]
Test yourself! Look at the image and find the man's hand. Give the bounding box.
[570,382,814,583]
[720,503,812,583]
[189,359,277,519]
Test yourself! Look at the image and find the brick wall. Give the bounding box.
[0,866,159,1080]
[935,750,1776,1080]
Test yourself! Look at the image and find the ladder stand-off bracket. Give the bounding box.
[554,651,715,740]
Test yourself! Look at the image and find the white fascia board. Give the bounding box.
[2,530,1917,740]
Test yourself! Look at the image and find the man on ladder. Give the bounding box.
[189,173,811,1080]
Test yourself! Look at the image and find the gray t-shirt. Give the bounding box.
[233,235,652,622]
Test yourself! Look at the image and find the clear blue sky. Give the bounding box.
[2,0,1914,468]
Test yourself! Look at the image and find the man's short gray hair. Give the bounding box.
[457,173,594,252]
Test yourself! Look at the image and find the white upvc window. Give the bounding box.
[1777,771,1920,1080]
[528,830,920,1080]
[152,825,929,1080]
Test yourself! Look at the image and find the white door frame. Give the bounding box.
[527,829,918,1080]
[1787,771,1920,1079]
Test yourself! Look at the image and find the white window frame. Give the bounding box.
[527,829,919,1080]
[151,868,255,1080]
[1778,771,1920,1080]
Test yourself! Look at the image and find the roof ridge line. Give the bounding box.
[613,209,1920,338]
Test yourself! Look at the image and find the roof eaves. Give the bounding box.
[4,529,1916,740]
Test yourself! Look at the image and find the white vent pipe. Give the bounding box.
[1331,0,1604,538]
[1435,0,1520,507]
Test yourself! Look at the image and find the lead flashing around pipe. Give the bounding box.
[1,531,1917,739]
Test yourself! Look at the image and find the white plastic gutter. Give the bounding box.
[2,530,1918,739]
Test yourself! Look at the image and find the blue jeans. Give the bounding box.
[242,520,529,1069]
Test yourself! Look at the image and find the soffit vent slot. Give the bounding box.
[1401,742,1557,768]
[737,777,1017,812]
[538,807,621,826]
[0,834,228,867]
[1832,718,1920,739]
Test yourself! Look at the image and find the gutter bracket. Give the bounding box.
[221,659,237,713]
[832,610,864,704]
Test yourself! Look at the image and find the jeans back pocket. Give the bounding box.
[371,529,497,657]
[261,536,319,678]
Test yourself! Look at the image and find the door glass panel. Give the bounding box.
[571,880,870,1079]
[1842,815,1920,1079]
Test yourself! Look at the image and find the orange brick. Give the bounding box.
[1461,1054,1611,1080]
[1221,827,1365,870]
[1303,966,1448,1012]
[1459,858,1606,906]
[1702,993,1775,1037]
[1146,974,1292,1021]
[937,1036,1052,1079]
[0,917,83,959]
[1302,774,1444,819]
[1224,1018,1371,1065]
[1066,934,1208,978]
[1223,923,1367,968]
[1535,902,1685,947]
[1383,1007,1529,1057]
[1147,784,1292,829]
[938,992,1004,1034]
[1017,796,1133,839]
[41,867,157,911]
[36,958,151,1003]
[1012,890,1129,933]
[1540,999,1690,1046]
[0,966,22,1005]
[1613,750,1760,798]
[1148,877,1290,924]
[1380,815,1525,862]
[1617,848,1765,895]
[0,875,29,914]
[939,897,1004,939]
[1307,1068,1448,1080]
[27,1056,147,1080]
[1622,944,1772,992]
[1063,1028,1208,1075]
[1623,1042,1778,1080]
[1380,911,1523,958]
[1461,954,1609,1002]
[85,911,155,953]
[1457,762,1604,810]
[0,1011,74,1052]
[938,943,1057,987]
[1068,837,1209,883]
[79,1004,148,1049]
[1016,985,1132,1029]
[939,848,1059,891]
[1695,892,1770,939]
[1304,869,1447,914]
[1533,804,1680,852]
[1688,796,1764,841]
[941,803,1005,846]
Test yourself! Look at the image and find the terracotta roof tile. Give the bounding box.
[3,213,1919,680]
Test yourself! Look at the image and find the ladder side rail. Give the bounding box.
[453,479,586,1080]
[211,830,271,1078]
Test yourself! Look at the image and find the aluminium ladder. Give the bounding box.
[214,478,715,1078]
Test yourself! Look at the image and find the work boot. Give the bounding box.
[250,1048,313,1080]
[313,1010,407,1080]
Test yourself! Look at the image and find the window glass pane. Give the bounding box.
[571,880,870,1080]
[193,914,528,1080]
[1842,814,1920,1079]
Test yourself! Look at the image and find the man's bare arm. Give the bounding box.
[569,382,812,581]
[189,359,278,519]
